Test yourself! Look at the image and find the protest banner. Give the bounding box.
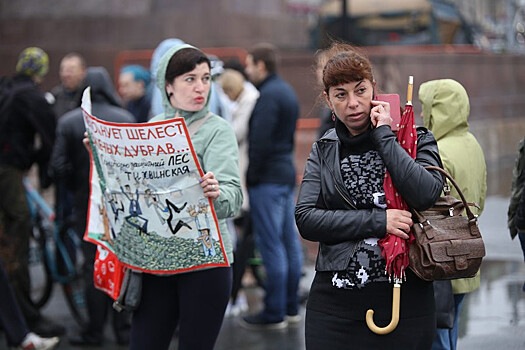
[81,88,228,273]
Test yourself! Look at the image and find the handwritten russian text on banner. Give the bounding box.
[81,88,227,273]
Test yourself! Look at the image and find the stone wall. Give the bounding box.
[0,1,523,197]
[0,0,310,91]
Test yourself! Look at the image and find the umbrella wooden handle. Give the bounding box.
[406,75,414,105]
[365,283,401,335]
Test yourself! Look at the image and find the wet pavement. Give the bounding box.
[1,196,524,349]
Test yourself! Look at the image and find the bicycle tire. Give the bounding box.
[28,219,54,309]
[56,222,89,329]
[62,275,89,329]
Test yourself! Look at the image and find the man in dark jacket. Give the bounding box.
[0,47,65,337]
[51,52,87,120]
[51,67,135,346]
[240,43,304,330]
[515,182,525,292]
[509,137,525,292]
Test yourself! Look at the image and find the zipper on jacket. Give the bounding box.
[333,182,357,210]
[318,140,361,258]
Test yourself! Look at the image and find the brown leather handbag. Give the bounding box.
[409,166,486,281]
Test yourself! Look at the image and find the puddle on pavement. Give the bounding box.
[460,260,525,338]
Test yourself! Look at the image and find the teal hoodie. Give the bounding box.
[150,44,242,264]
[419,79,487,294]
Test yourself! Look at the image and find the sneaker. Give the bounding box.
[239,313,288,330]
[285,314,302,324]
[13,332,60,350]
[225,294,249,317]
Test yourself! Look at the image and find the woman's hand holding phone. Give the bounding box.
[370,100,392,128]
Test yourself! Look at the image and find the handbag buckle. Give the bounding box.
[449,207,454,217]
[113,301,124,312]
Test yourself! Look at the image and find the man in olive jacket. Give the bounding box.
[419,79,487,350]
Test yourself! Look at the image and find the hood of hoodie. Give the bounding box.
[418,79,470,141]
[85,66,122,107]
[150,38,185,80]
[154,43,211,123]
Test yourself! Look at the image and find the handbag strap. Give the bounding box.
[424,165,476,221]
[113,267,131,312]
[187,112,213,137]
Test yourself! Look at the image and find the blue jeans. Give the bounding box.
[431,293,466,350]
[249,184,303,322]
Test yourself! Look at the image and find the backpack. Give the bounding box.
[0,76,34,149]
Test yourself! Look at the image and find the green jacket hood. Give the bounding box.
[418,79,470,141]
[154,43,211,122]
[418,79,486,295]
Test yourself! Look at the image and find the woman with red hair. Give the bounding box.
[295,42,443,349]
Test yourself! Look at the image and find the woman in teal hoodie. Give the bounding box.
[419,79,487,350]
[130,44,243,350]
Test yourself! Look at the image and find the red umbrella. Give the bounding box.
[366,76,417,334]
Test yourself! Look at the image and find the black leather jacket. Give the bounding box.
[295,124,443,272]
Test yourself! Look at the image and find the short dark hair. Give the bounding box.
[165,48,211,83]
[248,43,279,74]
[62,52,86,69]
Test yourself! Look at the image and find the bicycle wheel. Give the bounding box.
[62,275,88,329]
[28,218,54,309]
[57,224,89,329]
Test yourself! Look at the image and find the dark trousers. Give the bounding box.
[0,258,29,346]
[82,241,131,340]
[0,165,41,324]
[130,267,232,350]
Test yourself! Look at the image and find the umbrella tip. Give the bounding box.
[408,76,413,85]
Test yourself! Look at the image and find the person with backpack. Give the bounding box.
[0,47,64,337]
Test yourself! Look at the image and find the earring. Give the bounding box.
[331,110,336,121]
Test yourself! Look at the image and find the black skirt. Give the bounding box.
[305,308,436,350]
[305,270,436,350]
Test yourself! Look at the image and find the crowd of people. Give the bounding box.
[0,38,522,350]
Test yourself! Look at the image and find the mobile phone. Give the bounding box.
[376,94,401,131]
